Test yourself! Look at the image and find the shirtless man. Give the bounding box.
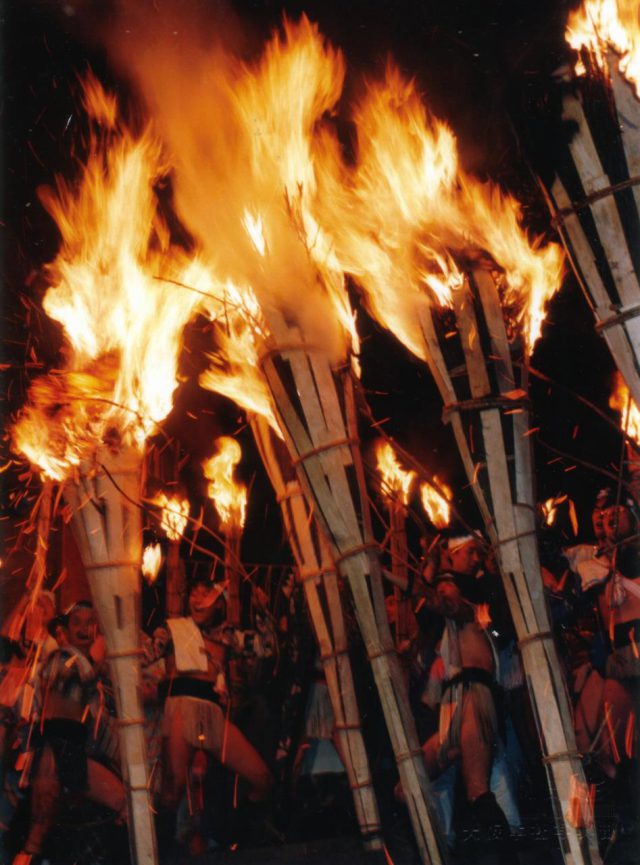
[420,535,511,841]
[145,579,272,839]
[13,602,126,865]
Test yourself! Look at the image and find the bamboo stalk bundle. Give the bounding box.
[62,443,156,865]
[255,319,446,865]
[417,267,601,865]
[251,415,382,851]
[543,59,640,407]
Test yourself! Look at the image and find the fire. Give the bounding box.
[141,543,162,583]
[420,478,452,529]
[375,441,416,505]
[566,0,640,96]
[541,494,568,527]
[203,437,247,532]
[118,15,358,368]
[475,603,492,630]
[199,281,281,433]
[155,494,190,542]
[317,65,564,356]
[609,372,640,443]
[11,75,204,479]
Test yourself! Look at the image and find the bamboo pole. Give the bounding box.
[62,443,157,865]
[225,528,242,628]
[27,480,54,601]
[165,539,186,618]
[543,71,640,408]
[416,269,601,865]
[256,326,446,865]
[388,500,415,650]
[251,415,383,851]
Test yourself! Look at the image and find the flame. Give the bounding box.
[420,478,452,529]
[566,0,640,96]
[155,493,190,542]
[120,15,358,367]
[11,76,204,479]
[317,65,564,356]
[141,543,162,583]
[203,436,247,532]
[375,441,416,505]
[475,603,492,630]
[609,371,640,443]
[199,280,281,433]
[541,494,568,527]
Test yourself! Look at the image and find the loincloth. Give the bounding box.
[162,678,226,753]
[33,718,88,794]
[438,668,500,764]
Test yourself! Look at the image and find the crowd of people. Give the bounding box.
[0,484,638,864]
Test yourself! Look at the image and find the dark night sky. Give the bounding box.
[0,0,622,575]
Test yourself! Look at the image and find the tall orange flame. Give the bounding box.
[375,441,416,506]
[11,76,204,479]
[567,0,640,96]
[203,437,247,532]
[120,16,357,366]
[420,478,452,529]
[317,65,564,357]
[609,371,640,443]
[155,493,190,542]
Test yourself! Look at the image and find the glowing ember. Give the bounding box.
[141,543,162,583]
[375,441,416,505]
[609,371,640,444]
[317,65,564,356]
[420,478,452,529]
[155,494,190,542]
[203,437,247,532]
[566,0,640,96]
[11,75,204,479]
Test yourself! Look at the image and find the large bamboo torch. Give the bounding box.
[11,76,206,865]
[314,66,601,865]
[251,414,382,851]
[375,441,417,650]
[541,1,640,406]
[155,493,190,618]
[202,436,247,627]
[121,18,446,862]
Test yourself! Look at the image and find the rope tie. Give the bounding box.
[595,304,640,333]
[85,561,138,571]
[349,778,376,792]
[442,393,530,422]
[542,750,582,765]
[106,648,145,661]
[258,342,322,367]
[291,436,357,468]
[298,567,335,584]
[127,783,151,792]
[116,717,146,727]
[276,487,304,504]
[334,541,379,567]
[494,528,538,548]
[320,647,349,663]
[394,748,425,764]
[367,646,397,662]
[334,723,363,732]
[553,174,640,223]
[518,631,553,650]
